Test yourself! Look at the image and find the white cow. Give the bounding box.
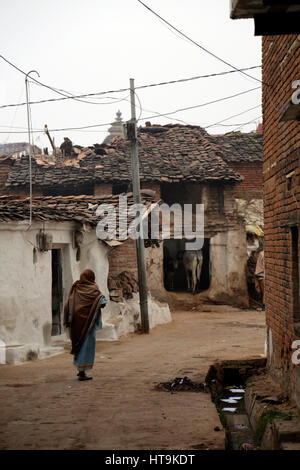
[182,250,203,294]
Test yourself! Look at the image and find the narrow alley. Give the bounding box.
[0,306,265,450]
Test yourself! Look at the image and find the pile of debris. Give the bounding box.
[155,376,208,393]
[108,271,139,302]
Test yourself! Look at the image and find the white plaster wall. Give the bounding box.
[0,221,110,354]
[98,292,171,340]
[0,223,52,347]
[208,227,248,308]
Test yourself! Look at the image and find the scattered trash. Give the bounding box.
[222,407,237,413]
[229,388,245,393]
[155,376,208,393]
[221,398,239,404]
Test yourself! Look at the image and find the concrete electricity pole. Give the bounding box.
[25,69,40,226]
[128,78,149,334]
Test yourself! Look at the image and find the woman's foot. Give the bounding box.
[78,371,93,381]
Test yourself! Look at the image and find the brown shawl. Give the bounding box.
[63,269,104,356]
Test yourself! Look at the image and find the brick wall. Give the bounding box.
[262,34,300,403]
[108,238,138,278]
[228,161,263,200]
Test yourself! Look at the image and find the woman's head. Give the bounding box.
[79,269,96,283]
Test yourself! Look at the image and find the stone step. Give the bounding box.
[39,346,65,359]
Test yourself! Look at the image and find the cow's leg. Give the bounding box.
[185,269,190,291]
[192,267,197,294]
[196,260,203,283]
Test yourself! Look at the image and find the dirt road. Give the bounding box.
[0,306,266,450]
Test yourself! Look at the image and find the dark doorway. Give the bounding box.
[51,249,63,336]
[163,238,210,292]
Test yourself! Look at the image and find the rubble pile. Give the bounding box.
[108,271,139,302]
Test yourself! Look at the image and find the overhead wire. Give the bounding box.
[0,54,261,110]
[137,86,260,122]
[136,0,264,85]
[0,54,128,106]
[229,116,263,133]
[0,85,261,134]
[205,104,262,128]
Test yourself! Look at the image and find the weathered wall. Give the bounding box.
[208,228,249,308]
[0,221,110,360]
[101,292,171,340]
[262,34,300,404]
[108,238,138,278]
[145,243,167,301]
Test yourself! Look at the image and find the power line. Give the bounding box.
[135,66,261,91]
[0,55,124,106]
[230,116,263,133]
[137,0,264,85]
[0,54,261,110]
[207,115,262,128]
[205,104,261,128]
[138,86,260,121]
[0,85,260,134]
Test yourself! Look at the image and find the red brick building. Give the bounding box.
[208,131,263,200]
[231,1,300,405]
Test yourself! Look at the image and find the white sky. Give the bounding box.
[0,0,262,150]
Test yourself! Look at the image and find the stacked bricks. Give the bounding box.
[108,238,138,278]
[262,34,300,403]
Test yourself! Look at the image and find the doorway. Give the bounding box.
[163,238,210,292]
[51,249,63,336]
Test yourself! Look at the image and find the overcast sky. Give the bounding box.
[0,0,262,150]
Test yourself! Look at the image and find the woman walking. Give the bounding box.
[63,269,107,381]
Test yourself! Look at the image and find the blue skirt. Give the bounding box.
[73,327,96,372]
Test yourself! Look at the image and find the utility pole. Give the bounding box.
[25,70,39,225]
[128,78,149,334]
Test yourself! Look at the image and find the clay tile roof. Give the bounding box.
[5,124,244,189]
[207,132,262,163]
[0,192,159,244]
